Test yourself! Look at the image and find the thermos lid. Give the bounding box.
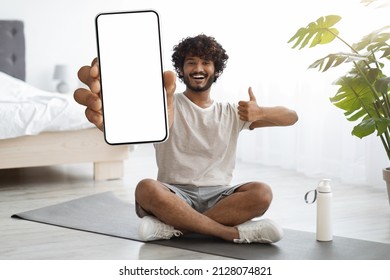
[317,179,332,193]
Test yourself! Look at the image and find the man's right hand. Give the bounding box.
[74,58,104,131]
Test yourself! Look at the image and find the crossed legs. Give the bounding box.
[134,178,273,242]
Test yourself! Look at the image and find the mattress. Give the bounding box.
[0,71,93,139]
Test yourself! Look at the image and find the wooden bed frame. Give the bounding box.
[0,20,129,180]
[0,128,129,180]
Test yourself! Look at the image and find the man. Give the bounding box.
[74,34,298,244]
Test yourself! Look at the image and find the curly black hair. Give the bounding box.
[172,34,229,82]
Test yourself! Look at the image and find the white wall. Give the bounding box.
[0,0,388,186]
[0,0,380,91]
[0,0,127,91]
[0,0,357,91]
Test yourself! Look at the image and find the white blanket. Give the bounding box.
[0,71,93,139]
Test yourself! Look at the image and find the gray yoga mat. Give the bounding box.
[12,191,390,260]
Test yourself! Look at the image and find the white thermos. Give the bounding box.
[316,179,332,241]
[305,179,333,241]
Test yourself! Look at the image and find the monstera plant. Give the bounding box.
[288,14,390,203]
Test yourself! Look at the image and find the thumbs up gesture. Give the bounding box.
[238,87,262,122]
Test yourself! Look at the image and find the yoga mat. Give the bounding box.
[12,191,390,260]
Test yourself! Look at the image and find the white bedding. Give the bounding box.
[0,71,93,140]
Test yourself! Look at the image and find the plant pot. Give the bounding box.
[383,168,390,205]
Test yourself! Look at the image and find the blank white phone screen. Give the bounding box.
[95,10,168,145]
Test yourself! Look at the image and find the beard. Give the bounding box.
[183,72,216,93]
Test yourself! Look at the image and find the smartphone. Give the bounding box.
[95,10,168,145]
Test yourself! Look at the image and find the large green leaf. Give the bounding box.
[376,118,390,135]
[330,74,377,119]
[346,107,369,121]
[352,118,390,138]
[352,118,376,138]
[352,26,390,52]
[309,52,368,72]
[288,15,341,49]
[382,46,390,58]
[375,76,390,94]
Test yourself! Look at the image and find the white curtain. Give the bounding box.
[118,0,390,186]
[228,0,390,186]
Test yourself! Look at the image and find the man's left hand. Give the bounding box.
[238,87,262,122]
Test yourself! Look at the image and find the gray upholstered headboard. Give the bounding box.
[0,20,26,81]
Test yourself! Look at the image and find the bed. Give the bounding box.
[0,20,129,180]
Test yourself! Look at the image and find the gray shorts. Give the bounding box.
[135,183,246,218]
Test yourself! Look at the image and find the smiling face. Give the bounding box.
[181,56,216,93]
[172,34,229,87]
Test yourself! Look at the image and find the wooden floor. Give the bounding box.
[0,144,389,260]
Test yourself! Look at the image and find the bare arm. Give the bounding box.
[163,71,176,128]
[237,87,298,129]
